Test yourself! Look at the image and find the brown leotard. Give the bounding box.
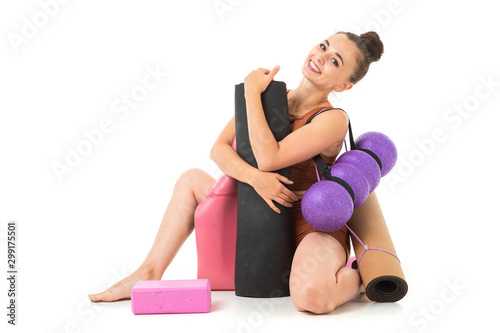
[287,90,350,262]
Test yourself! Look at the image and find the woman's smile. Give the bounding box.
[308,59,321,74]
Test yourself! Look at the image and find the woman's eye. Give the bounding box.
[320,43,339,67]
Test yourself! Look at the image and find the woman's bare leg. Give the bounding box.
[289,232,361,314]
[88,168,216,302]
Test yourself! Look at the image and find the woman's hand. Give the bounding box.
[249,169,298,214]
[244,66,280,96]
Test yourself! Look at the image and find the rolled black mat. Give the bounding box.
[366,275,408,302]
[234,81,294,298]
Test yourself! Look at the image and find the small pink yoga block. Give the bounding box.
[131,279,211,315]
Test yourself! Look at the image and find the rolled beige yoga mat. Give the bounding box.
[347,192,408,302]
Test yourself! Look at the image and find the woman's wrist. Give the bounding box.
[244,89,260,100]
[245,167,260,187]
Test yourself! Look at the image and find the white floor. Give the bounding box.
[66,291,407,333]
[33,269,491,333]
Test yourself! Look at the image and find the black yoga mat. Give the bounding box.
[234,81,294,298]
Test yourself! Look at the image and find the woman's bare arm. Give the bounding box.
[245,89,348,172]
[210,115,298,212]
[242,68,348,172]
[209,115,258,185]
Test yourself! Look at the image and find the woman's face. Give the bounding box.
[301,33,359,92]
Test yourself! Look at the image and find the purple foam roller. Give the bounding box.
[355,131,397,177]
[330,163,370,208]
[301,180,353,232]
[336,150,381,193]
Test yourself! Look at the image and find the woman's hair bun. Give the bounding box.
[360,31,384,62]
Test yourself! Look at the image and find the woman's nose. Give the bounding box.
[316,54,327,65]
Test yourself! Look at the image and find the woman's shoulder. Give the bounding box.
[306,106,347,124]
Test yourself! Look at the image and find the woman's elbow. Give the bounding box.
[209,145,217,162]
[210,141,222,160]
[255,159,274,172]
[210,142,227,163]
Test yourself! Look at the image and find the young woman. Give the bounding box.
[89,31,385,315]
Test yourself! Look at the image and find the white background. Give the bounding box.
[1,0,499,332]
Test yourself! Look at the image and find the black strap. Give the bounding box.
[305,107,356,203]
[311,154,355,202]
[312,154,333,180]
[357,148,382,170]
[331,177,355,202]
[338,107,356,150]
[347,120,356,150]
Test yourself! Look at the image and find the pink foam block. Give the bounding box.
[131,279,211,315]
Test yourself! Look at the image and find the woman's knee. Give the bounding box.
[291,281,336,314]
[289,232,345,314]
[176,168,207,188]
[175,168,215,203]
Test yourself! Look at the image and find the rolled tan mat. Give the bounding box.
[347,192,408,302]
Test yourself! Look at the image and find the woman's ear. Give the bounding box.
[333,81,354,92]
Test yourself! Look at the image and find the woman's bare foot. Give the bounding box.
[88,264,161,302]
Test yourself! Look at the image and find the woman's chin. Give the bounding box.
[301,67,313,82]
[301,69,322,88]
